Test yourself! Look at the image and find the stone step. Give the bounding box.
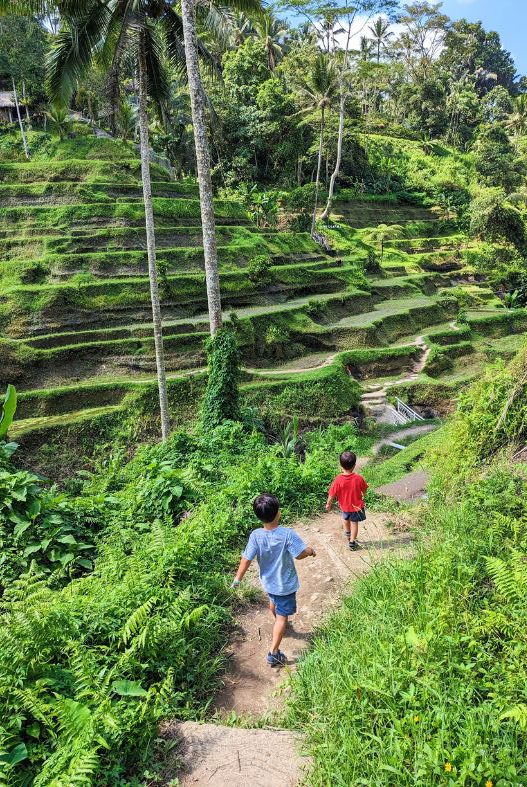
[158,721,308,786]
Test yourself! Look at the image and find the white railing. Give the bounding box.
[386,406,409,425]
[395,397,425,422]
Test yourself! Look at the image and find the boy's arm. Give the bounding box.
[296,546,316,559]
[325,494,336,512]
[231,556,252,587]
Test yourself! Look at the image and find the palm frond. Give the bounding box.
[46,0,111,106]
[162,5,219,79]
[219,0,263,21]
[141,18,171,107]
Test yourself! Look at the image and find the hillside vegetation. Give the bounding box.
[2,0,527,783]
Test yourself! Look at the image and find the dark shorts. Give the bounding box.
[268,591,297,617]
[342,509,366,522]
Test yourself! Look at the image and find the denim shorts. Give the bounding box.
[268,591,297,616]
[342,508,366,522]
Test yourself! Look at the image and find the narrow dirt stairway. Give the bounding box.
[160,508,414,785]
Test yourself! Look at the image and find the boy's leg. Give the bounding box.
[269,598,276,618]
[342,513,351,540]
[270,614,288,654]
[350,520,359,542]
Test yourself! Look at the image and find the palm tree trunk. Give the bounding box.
[311,105,325,236]
[22,81,31,129]
[12,78,29,160]
[138,35,170,440]
[321,91,345,221]
[180,0,223,336]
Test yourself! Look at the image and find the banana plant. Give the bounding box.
[0,384,17,439]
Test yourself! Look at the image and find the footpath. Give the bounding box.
[158,429,432,786]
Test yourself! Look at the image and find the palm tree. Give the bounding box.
[42,4,194,440]
[179,0,261,339]
[368,16,392,64]
[10,77,30,159]
[366,223,406,261]
[357,35,375,62]
[506,95,527,138]
[45,103,72,140]
[296,54,339,235]
[253,10,289,71]
[229,12,254,47]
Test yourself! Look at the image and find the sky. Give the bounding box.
[440,0,527,76]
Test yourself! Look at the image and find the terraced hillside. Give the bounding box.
[2,132,526,463]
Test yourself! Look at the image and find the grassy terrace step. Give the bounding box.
[305,296,459,349]
[333,200,438,228]
[0,262,368,335]
[465,309,527,336]
[1,234,321,282]
[1,225,245,257]
[10,405,123,437]
[384,234,467,253]
[9,288,376,347]
[0,180,199,206]
[0,159,169,184]
[0,197,249,231]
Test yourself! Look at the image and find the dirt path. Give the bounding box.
[212,510,411,718]
[162,435,431,785]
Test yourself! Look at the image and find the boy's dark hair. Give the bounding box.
[253,493,280,523]
[340,451,357,471]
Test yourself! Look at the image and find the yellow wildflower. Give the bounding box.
[485,781,493,787]
[444,762,453,773]
[413,715,420,723]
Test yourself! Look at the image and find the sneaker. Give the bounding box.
[267,650,287,667]
[349,540,360,551]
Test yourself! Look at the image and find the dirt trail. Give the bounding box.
[162,435,431,786]
[212,510,410,718]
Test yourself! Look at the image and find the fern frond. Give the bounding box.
[121,596,158,645]
[485,555,520,602]
[500,704,527,729]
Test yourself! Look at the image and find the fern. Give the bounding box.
[500,704,527,730]
[121,595,158,645]
[485,550,527,602]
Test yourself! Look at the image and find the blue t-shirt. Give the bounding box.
[243,526,307,595]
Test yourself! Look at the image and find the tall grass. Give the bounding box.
[288,467,527,785]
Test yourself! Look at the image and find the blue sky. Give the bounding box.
[440,0,527,75]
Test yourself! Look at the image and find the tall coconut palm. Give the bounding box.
[11,0,258,438]
[179,0,262,337]
[10,78,30,159]
[39,1,198,440]
[296,54,339,235]
[368,16,392,63]
[253,10,289,71]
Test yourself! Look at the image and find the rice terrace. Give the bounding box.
[2,0,527,784]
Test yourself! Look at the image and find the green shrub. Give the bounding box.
[201,329,241,430]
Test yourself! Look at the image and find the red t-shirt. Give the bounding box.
[329,473,368,512]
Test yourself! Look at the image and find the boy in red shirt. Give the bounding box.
[326,450,368,551]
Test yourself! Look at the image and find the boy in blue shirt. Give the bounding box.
[232,493,316,666]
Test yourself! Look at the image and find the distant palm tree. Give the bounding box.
[45,104,72,139]
[357,35,375,62]
[296,54,339,235]
[367,223,406,261]
[368,16,393,64]
[253,11,289,71]
[229,12,254,47]
[506,95,527,138]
